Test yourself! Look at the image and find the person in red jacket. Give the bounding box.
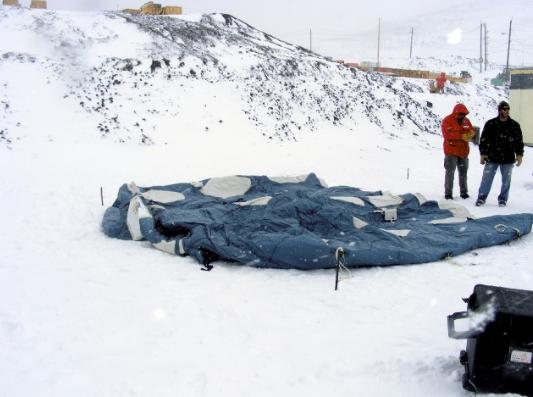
[441,103,476,199]
[436,72,447,93]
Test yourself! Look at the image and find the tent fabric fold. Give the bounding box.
[102,173,533,270]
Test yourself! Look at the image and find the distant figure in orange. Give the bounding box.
[436,72,447,94]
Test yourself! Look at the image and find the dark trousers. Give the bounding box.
[444,155,469,197]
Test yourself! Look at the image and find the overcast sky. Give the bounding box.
[29,0,528,64]
[43,0,458,41]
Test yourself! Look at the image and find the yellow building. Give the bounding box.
[2,0,21,6]
[124,2,182,15]
[140,1,162,15]
[161,6,182,15]
[509,68,533,146]
[30,0,47,8]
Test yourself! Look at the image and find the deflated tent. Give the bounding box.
[102,173,533,270]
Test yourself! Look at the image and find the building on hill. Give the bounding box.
[2,0,21,6]
[30,0,47,8]
[161,6,181,15]
[509,68,533,146]
[124,2,182,15]
[140,1,161,14]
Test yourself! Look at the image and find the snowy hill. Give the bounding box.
[1,5,533,397]
[0,6,508,147]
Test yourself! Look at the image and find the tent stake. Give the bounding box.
[334,247,345,291]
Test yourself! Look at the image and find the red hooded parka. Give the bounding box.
[441,103,473,158]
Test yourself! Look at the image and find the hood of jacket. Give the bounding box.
[452,103,469,116]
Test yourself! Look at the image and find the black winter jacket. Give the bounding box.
[479,116,524,164]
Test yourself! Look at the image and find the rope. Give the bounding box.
[335,247,352,291]
[337,249,352,279]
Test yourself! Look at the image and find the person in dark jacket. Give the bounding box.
[441,103,476,199]
[475,101,524,207]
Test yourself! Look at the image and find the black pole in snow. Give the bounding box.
[335,247,344,291]
[100,187,104,206]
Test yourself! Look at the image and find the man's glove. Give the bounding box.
[462,131,475,142]
[480,155,488,165]
[516,155,523,167]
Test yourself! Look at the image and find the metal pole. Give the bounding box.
[309,28,312,52]
[479,23,483,73]
[505,20,512,81]
[409,27,413,59]
[377,18,381,67]
[334,247,344,291]
[484,23,488,71]
[335,259,340,290]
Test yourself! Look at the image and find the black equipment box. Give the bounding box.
[448,284,533,396]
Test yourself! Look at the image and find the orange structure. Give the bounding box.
[124,2,182,15]
[30,0,47,9]
[338,61,468,84]
[2,0,21,6]
[140,1,162,14]
[161,6,182,15]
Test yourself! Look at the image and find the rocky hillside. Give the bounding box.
[0,7,505,147]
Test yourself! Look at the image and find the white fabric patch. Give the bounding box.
[235,196,272,206]
[127,196,149,241]
[430,217,468,224]
[268,174,328,187]
[414,193,427,205]
[200,176,251,198]
[142,189,185,203]
[367,192,403,208]
[127,182,141,195]
[331,196,365,206]
[381,228,411,237]
[137,199,152,219]
[353,216,368,229]
[438,200,475,219]
[178,239,185,255]
[153,240,177,255]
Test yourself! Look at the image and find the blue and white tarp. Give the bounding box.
[102,173,533,270]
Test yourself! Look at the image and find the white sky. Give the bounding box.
[41,0,464,52]
[15,0,531,65]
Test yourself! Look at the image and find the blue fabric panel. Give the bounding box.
[102,174,533,269]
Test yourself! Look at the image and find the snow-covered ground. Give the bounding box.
[1,5,532,397]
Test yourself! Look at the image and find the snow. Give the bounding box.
[1,4,533,397]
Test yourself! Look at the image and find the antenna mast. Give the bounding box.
[377,18,381,67]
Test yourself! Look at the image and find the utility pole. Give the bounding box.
[484,23,488,71]
[479,23,483,73]
[409,27,414,59]
[377,18,381,67]
[505,20,512,81]
[309,29,312,52]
